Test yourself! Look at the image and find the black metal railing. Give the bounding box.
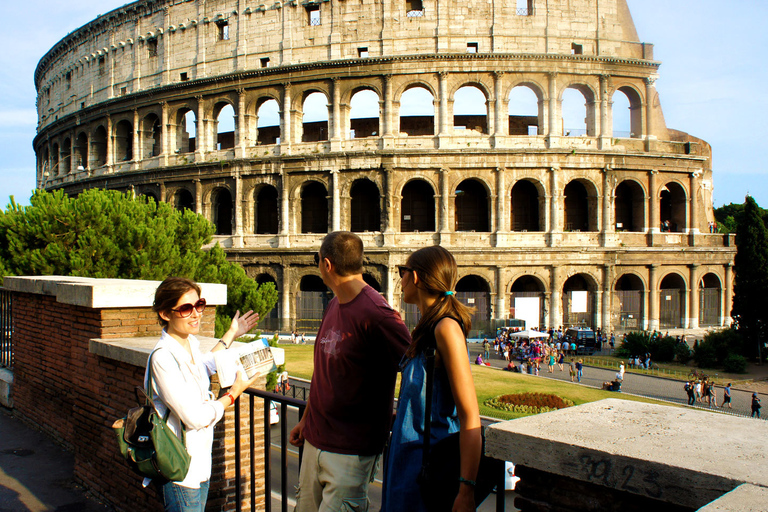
[0,289,12,369]
[236,387,508,512]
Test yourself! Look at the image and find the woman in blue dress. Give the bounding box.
[382,246,481,512]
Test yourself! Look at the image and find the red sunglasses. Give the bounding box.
[171,298,207,317]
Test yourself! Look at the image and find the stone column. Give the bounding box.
[331,169,341,232]
[493,72,506,139]
[236,88,247,157]
[194,179,203,216]
[648,170,659,233]
[549,265,562,329]
[688,264,699,329]
[438,72,449,143]
[132,109,140,162]
[689,171,700,236]
[160,101,169,161]
[281,266,292,331]
[600,166,614,247]
[598,74,611,149]
[546,72,559,148]
[279,167,290,247]
[602,264,613,332]
[234,174,243,246]
[494,167,507,246]
[331,78,342,150]
[548,167,561,247]
[196,95,205,157]
[281,84,292,153]
[385,264,396,310]
[644,77,656,140]
[383,166,395,245]
[159,182,166,204]
[496,266,506,321]
[439,168,451,237]
[724,263,733,326]
[382,74,394,146]
[105,114,114,168]
[648,264,659,331]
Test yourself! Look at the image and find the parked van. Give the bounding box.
[564,328,597,355]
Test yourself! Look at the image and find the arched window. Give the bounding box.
[699,273,722,327]
[612,87,642,138]
[256,274,280,330]
[257,99,281,145]
[74,132,88,170]
[455,179,489,232]
[614,274,645,330]
[215,103,235,150]
[363,273,382,292]
[659,274,685,328]
[510,276,546,329]
[562,274,596,328]
[399,86,434,136]
[401,180,435,232]
[456,275,491,333]
[174,109,196,153]
[453,86,487,134]
[142,114,162,158]
[564,181,590,231]
[350,179,380,232]
[301,182,329,233]
[302,92,329,142]
[297,275,331,331]
[92,126,108,167]
[173,189,195,212]
[614,180,645,232]
[255,185,279,234]
[660,182,687,232]
[61,137,72,174]
[508,85,540,136]
[212,188,233,235]
[561,87,593,137]
[349,89,380,138]
[510,180,540,231]
[52,143,60,175]
[114,120,133,161]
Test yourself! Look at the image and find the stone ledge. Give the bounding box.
[3,276,227,309]
[90,336,220,368]
[697,484,768,512]
[485,398,768,510]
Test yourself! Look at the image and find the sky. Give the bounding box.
[0,0,765,208]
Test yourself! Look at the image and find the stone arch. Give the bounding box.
[614,273,646,331]
[91,125,108,168]
[510,178,543,231]
[362,273,382,292]
[213,101,236,150]
[562,273,598,329]
[699,272,722,327]
[508,82,544,136]
[510,275,547,330]
[301,90,330,142]
[171,106,197,154]
[61,137,72,174]
[349,88,381,139]
[211,187,234,235]
[659,272,686,329]
[455,178,490,232]
[74,131,88,170]
[114,119,133,162]
[141,113,162,158]
[614,179,646,232]
[399,83,435,136]
[400,178,436,232]
[300,180,329,234]
[296,274,331,331]
[254,184,279,234]
[564,179,598,232]
[560,83,597,137]
[456,274,492,333]
[255,273,280,330]
[256,97,281,145]
[660,181,687,233]
[350,178,381,232]
[452,84,489,134]
[51,142,60,175]
[612,85,643,139]
[172,188,195,212]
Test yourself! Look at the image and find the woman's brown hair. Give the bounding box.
[404,246,474,359]
[152,277,201,328]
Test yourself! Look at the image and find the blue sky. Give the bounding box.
[0,0,765,208]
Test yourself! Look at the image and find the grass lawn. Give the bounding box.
[280,344,674,421]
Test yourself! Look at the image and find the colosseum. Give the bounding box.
[33,0,735,336]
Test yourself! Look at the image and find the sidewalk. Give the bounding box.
[0,407,111,512]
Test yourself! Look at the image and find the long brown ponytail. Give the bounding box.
[404,246,475,359]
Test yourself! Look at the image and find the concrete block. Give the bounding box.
[485,399,768,510]
[697,484,768,512]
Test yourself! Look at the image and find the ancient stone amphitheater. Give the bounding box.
[34,0,735,334]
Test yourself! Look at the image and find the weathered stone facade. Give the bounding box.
[33,0,735,334]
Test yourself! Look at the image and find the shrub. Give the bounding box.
[693,340,718,368]
[649,336,677,362]
[674,342,692,364]
[485,393,574,415]
[616,331,651,358]
[722,353,748,374]
[694,328,746,369]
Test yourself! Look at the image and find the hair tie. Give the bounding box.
[443,291,455,296]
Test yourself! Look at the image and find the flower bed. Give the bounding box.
[485,392,574,414]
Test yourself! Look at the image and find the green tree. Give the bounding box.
[731,196,768,360]
[714,202,768,234]
[0,189,278,336]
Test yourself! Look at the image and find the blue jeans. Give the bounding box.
[162,480,210,512]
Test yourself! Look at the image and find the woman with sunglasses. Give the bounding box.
[147,277,260,512]
[381,246,482,512]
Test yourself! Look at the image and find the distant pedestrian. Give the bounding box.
[576,359,583,383]
[618,361,625,381]
[569,359,576,382]
[721,383,732,409]
[684,381,695,405]
[752,393,761,418]
[557,351,565,371]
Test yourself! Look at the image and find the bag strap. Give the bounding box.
[145,348,187,442]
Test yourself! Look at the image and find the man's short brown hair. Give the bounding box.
[320,231,363,276]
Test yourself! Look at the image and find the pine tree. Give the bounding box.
[0,189,278,336]
[732,195,768,359]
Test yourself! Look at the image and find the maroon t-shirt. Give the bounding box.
[303,285,411,455]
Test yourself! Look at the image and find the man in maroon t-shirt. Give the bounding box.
[290,232,411,511]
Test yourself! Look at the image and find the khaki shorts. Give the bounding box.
[295,440,379,512]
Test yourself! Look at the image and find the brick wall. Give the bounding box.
[11,290,265,511]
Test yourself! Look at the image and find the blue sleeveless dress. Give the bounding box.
[381,349,460,512]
